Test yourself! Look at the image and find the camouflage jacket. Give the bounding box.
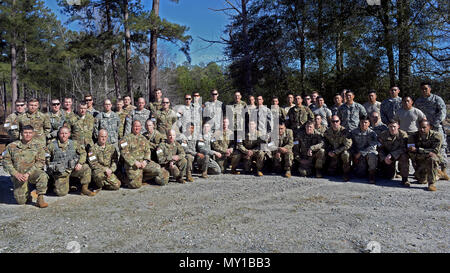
[94,111,121,144]
[227,101,247,131]
[273,128,294,150]
[178,134,198,156]
[4,112,23,141]
[350,127,378,156]
[211,129,235,154]
[157,140,186,165]
[87,143,118,172]
[408,130,442,156]
[155,109,178,136]
[197,133,216,156]
[236,130,266,154]
[378,129,408,160]
[63,110,79,132]
[125,108,152,135]
[17,111,51,145]
[143,130,166,151]
[293,130,324,159]
[286,105,314,131]
[148,101,162,116]
[380,97,402,125]
[87,107,100,118]
[370,122,388,136]
[72,113,95,148]
[337,102,367,131]
[3,140,45,176]
[46,139,87,170]
[312,106,332,127]
[323,126,352,154]
[46,110,66,139]
[119,133,152,167]
[363,101,381,115]
[414,94,446,129]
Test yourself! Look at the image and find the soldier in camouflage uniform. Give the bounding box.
[408,120,442,191]
[17,98,51,148]
[115,99,128,139]
[414,82,448,180]
[378,121,410,186]
[87,129,121,191]
[46,126,94,197]
[323,115,352,181]
[231,120,267,176]
[143,119,166,161]
[148,88,163,115]
[314,115,327,135]
[226,92,247,140]
[369,111,388,136]
[120,120,168,188]
[3,125,49,208]
[157,129,188,183]
[337,91,367,131]
[380,86,402,125]
[286,95,314,135]
[155,98,178,136]
[270,122,294,178]
[94,99,121,146]
[203,89,224,133]
[211,118,235,173]
[178,123,198,182]
[293,122,325,177]
[72,103,95,150]
[312,96,331,127]
[85,94,100,118]
[46,99,66,144]
[197,123,222,178]
[330,93,343,116]
[4,99,26,143]
[62,97,79,133]
[271,97,287,124]
[123,95,136,115]
[350,116,378,183]
[125,97,152,135]
[176,94,201,139]
[284,93,295,115]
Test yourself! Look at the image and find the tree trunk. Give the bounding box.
[89,67,93,94]
[105,0,121,98]
[149,0,160,102]
[397,0,411,92]
[335,1,344,89]
[241,0,252,96]
[380,0,396,87]
[11,0,18,106]
[317,0,325,92]
[123,0,132,101]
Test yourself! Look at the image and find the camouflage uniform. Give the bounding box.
[46,139,91,196]
[323,126,352,175]
[116,110,128,139]
[63,110,79,132]
[231,130,266,173]
[312,106,332,127]
[363,101,381,115]
[315,125,327,135]
[157,140,188,181]
[197,133,221,175]
[148,101,162,116]
[46,110,66,143]
[330,104,341,116]
[155,109,178,136]
[124,105,136,115]
[87,107,100,118]
[4,112,23,142]
[211,129,235,173]
[203,100,224,133]
[179,134,198,177]
[337,102,367,131]
[271,128,294,172]
[94,111,121,145]
[286,105,314,135]
[271,106,287,124]
[350,127,378,176]
[125,108,152,135]
[3,140,48,205]
[408,130,442,185]
[119,133,168,188]
[143,130,166,161]
[72,113,95,149]
[18,111,51,147]
[226,101,247,138]
[176,105,202,138]
[380,97,402,125]
[370,121,388,136]
[414,94,447,168]
[378,129,409,179]
[87,143,121,190]
[293,130,325,176]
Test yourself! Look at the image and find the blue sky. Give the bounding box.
[44,0,230,65]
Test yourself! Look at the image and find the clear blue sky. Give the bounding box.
[44,0,230,65]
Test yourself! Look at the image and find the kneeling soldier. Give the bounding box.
[157,129,188,183]
[378,121,410,186]
[179,123,197,182]
[408,120,442,191]
[271,122,294,178]
[294,121,325,177]
[197,123,222,178]
[211,118,235,173]
[120,120,169,188]
[46,126,94,197]
[88,129,121,191]
[3,125,49,207]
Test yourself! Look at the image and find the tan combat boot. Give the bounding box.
[438,168,450,180]
[284,171,291,178]
[176,177,186,184]
[200,171,208,178]
[36,195,48,208]
[428,183,437,191]
[186,171,194,182]
[257,171,263,177]
[81,184,96,196]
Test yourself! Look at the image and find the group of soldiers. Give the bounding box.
[1,83,448,208]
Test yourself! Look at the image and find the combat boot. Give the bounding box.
[36,195,48,208]
[401,177,410,187]
[427,184,437,191]
[200,171,208,178]
[315,169,323,178]
[81,184,96,196]
[343,173,350,182]
[298,169,307,177]
[176,177,186,184]
[186,171,194,182]
[368,170,376,184]
[284,171,291,178]
[231,169,240,175]
[438,168,450,180]
[257,171,263,177]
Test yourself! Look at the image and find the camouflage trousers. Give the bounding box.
[378,153,409,179]
[126,161,169,188]
[296,149,326,175]
[162,158,187,180]
[215,154,232,173]
[272,151,294,171]
[197,155,221,175]
[11,170,48,205]
[435,125,448,169]
[92,168,121,190]
[186,154,195,174]
[326,151,351,175]
[409,152,439,184]
[51,164,92,196]
[352,153,378,176]
[230,150,266,172]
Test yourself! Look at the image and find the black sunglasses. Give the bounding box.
[212,93,218,95]
[52,103,61,106]
[185,98,192,100]
[331,120,340,123]
[85,99,93,101]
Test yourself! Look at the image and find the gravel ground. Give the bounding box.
[0,164,449,253]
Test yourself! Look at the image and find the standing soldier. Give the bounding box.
[17,98,51,148]
[228,91,247,140]
[394,96,426,136]
[179,123,197,182]
[212,118,235,174]
[323,115,352,181]
[72,103,95,149]
[330,93,343,116]
[62,97,79,132]
[3,125,49,208]
[312,96,332,127]
[293,122,325,177]
[337,91,367,131]
[231,120,267,176]
[120,120,168,188]
[157,129,188,184]
[271,122,294,178]
[350,116,378,183]
[271,96,287,124]
[363,90,381,115]
[85,94,100,118]
[46,126,94,197]
[94,99,121,146]
[177,94,196,137]
[197,123,222,178]
[125,97,152,135]
[88,129,121,191]
[408,120,442,191]
[203,89,224,133]
[115,98,128,139]
[155,98,178,136]
[46,98,66,144]
[123,95,136,115]
[380,86,402,125]
[286,95,314,135]
[4,99,26,143]
[284,93,295,114]
[378,121,410,186]
[148,88,163,115]
[414,82,448,180]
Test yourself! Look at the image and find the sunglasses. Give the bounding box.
[85,99,93,101]
[16,104,25,107]
[52,103,61,106]
[331,120,340,123]
[185,98,192,100]
[212,93,218,96]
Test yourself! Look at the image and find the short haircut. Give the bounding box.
[84,94,93,98]
[21,125,34,132]
[28,98,39,103]
[15,98,26,104]
[360,115,370,122]
[420,82,431,87]
[368,89,377,95]
[58,126,71,134]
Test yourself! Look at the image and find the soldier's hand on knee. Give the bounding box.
[14,173,27,183]
[74,163,83,171]
[141,160,148,168]
[134,161,142,169]
[197,153,205,159]
[105,168,112,177]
